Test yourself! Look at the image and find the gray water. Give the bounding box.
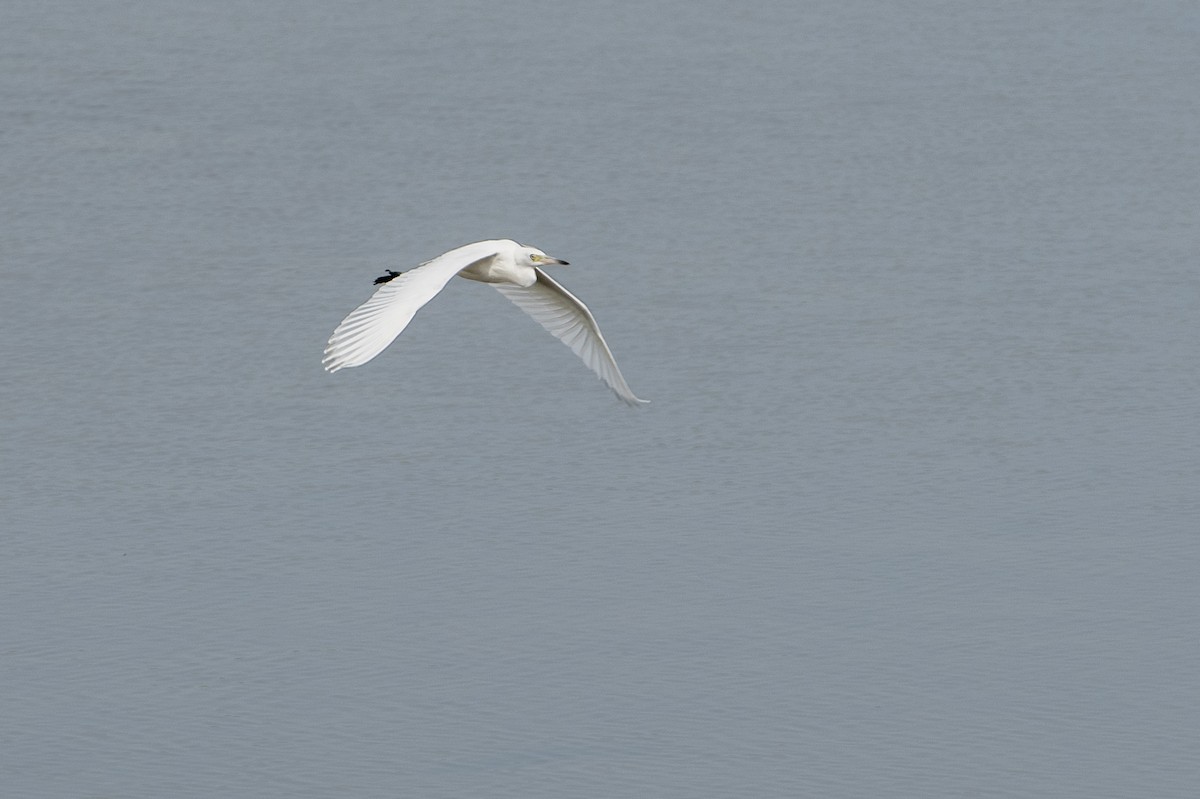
[3,1,1198,796]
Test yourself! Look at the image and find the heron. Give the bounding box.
[323,239,648,406]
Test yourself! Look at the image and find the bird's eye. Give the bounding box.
[530,254,541,262]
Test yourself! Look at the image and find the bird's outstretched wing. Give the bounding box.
[493,268,649,406]
[323,245,498,372]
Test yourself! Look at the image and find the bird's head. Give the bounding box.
[523,246,569,267]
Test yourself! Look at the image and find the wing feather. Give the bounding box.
[493,267,649,405]
[323,244,499,372]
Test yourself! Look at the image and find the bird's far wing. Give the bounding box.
[493,268,649,405]
[323,246,498,372]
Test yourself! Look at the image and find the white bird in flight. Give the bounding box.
[323,239,649,405]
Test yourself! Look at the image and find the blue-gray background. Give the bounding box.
[3,1,1198,796]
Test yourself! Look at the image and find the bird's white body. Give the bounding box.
[455,243,538,287]
[323,239,648,405]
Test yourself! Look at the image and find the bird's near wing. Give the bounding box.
[493,268,649,406]
[323,245,499,372]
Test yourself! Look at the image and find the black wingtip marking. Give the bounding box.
[374,269,403,285]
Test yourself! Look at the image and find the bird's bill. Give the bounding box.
[543,256,569,265]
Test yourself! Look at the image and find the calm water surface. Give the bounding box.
[2,1,1198,797]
